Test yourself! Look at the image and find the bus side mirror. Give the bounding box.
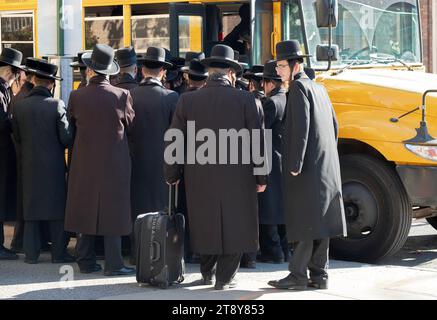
[316,0,338,28]
[316,44,339,62]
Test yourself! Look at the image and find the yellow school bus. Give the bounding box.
[2,0,436,262]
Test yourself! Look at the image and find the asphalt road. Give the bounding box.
[0,219,436,300]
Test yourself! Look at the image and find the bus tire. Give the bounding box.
[330,154,412,263]
[426,217,437,231]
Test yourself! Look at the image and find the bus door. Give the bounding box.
[169,3,207,58]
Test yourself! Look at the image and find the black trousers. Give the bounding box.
[23,220,66,261]
[0,221,4,246]
[259,224,289,258]
[288,238,330,282]
[14,220,63,251]
[200,253,242,284]
[75,234,124,272]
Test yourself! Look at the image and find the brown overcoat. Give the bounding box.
[65,75,135,236]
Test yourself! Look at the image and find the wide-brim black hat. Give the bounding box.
[184,51,205,66]
[243,64,264,81]
[171,57,185,70]
[0,47,24,70]
[257,60,281,81]
[181,59,208,78]
[70,51,89,68]
[22,57,40,74]
[116,46,137,68]
[201,44,242,73]
[25,58,63,81]
[81,44,120,75]
[275,40,311,61]
[144,47,173,69]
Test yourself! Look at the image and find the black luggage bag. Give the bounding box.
[134,185,185,288]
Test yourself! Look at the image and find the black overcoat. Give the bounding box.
[0,78,16,222]
[164,75,268,254]
[129,77,178,218]
[12,86,71,221]
[258,87,287,225]
[282,72,346,241]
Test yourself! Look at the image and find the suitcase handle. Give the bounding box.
[168,184,178,216]
[151,241,161,262]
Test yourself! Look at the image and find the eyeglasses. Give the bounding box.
[275,63,289,69]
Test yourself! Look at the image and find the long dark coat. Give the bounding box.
[129,77,178,219]
[113,73,138,91]
[164,75,268,255]
[282,72,346,241]
[10,80,34,221]
[11,86,71,221]
[258,87,287,225]
[65,75,135,236]
[0,78,16,222]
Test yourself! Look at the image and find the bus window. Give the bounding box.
[131,4,170,53]
[299,0,421,68]
[0,12,34,60]
[222,3,251,57]
[373,2,420,62]
[282,0,305,47]
[222,12,241,39]
[169,3,206,58]
[253,0,273,65]
[84,6,124,50]
[178,15,203,58]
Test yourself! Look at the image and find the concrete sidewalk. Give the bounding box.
[1,255,437,300]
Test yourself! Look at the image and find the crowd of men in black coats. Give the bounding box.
[0,39,346,290]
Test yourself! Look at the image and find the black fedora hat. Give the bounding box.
[184,52,205,66]
[182,59,208,79]
[22,57,42,74]
[81,44,120,75]
[116,46,137,68]
[25,58,62,81]
[181,52,205,72]
[275,40,311,62]
[144,47,173,69]
[201,44,242,72]
[257,60,281,81]
[171,56,185,69]
[0,47,23,69]
[70,51,89,68]
[243,64,264,81]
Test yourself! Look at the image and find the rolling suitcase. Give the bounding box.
[134,185,185,288]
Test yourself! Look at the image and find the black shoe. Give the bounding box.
[308,277,328,290]
[24,258,38,264]
[268,273,307,290]
[52,253,76,263]
[214,279,237,290]
[80,263,102,274]
[104,266,136,276]
[0,247,19,260]
[10,246,23,254]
